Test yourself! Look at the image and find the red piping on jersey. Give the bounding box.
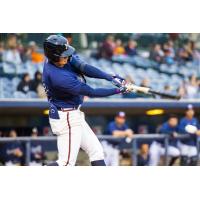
[66,112,71,166]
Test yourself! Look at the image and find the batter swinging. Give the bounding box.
[42,35,131,166]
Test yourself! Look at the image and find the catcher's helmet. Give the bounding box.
[43,35,75,62]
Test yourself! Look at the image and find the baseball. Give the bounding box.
[185,125,197,134]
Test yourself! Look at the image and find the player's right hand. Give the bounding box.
[119,83,134,93]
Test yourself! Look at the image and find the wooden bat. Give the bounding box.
[128,84,181,100]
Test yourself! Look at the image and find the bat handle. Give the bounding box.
[129,84,150,93]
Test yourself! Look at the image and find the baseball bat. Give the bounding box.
[129,84,181,100]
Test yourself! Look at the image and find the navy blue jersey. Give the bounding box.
[42,55,119,109]
[137,154,150,166]
[3,141,24,164]
[31,142,44,162]
[159,122,179,147]
[179,117,200,146]
[106,121,129,135]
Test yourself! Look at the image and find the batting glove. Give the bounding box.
[111,74,126,88]
[119,83,134,94]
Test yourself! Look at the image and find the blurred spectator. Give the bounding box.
[103,112,134,166]
[0,41,4,62]
[4,129,24,166]
[2,34,22,68]
[163,42,175,65]
[98,35,115,59]
[63,33,73,45]
[150,44,164,63]
[125,39,137,56]
[178,42,193,62]
[30,127,45,166]
[178,104,200,166]
[162,85,172,99]
[113,39,125,55]
[185,75,200,98]
[177,85,187,99]
[30,71,46,98]
[140,78,150,87]
[25,41,44,63]
[17,73,31,94]
[163,85,171,93]
[149,114,180,166]
[30,71,42,92]
[167,40,175,58]
[137,144,150,166]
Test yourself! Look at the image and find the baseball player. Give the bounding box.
[149,114,180,166]
[102,111,134,166]
[42,35,132,166]
[178,104,200,166]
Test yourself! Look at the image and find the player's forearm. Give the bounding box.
[79,87,120,97]
[71,55,112,81]
[113,130,127,137]
[81,64,113,81]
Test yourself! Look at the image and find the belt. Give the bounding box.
[56,106,80,112]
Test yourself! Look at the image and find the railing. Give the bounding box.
[0,134,198,166]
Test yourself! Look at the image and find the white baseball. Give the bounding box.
[185,125,197,134]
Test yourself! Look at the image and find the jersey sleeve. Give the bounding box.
[159,124,172,135]
[196,118,200,129]
[124,123,129,130]
[178,119,187,134]
[70,55,113,81]
[52,72,120,97]
[107,123,116,135]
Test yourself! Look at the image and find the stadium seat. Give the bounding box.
[13,91,27,98]
[2,62,16,74]
[12,77,21,90]
[16,64,28,74]
[26,91,38,98]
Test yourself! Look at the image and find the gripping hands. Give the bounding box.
[111,75,134,93]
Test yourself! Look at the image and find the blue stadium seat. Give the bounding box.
[12,77,21,90]
[2,63,16,74]
[26,91,38,98]
[16,63,28,74]
[13,91,27,98]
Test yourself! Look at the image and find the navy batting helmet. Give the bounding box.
[43,35,75,62]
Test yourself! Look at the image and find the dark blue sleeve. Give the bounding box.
[70,55,113,81]
[178,119,187,134]
[53,73,120,97]
[107,123,117,135]
[196,119,200,129]
[159,124,172,135]
[124,123,129,130]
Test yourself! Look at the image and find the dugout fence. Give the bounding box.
[0,134,198,166]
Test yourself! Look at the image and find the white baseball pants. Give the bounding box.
[178,142,197,157]
[101,141,120,166]
[49,109,104,166]
[149,141,180,166]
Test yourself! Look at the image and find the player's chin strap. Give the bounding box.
[91,160,106,166]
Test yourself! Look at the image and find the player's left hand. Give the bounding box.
[111,74,126,88]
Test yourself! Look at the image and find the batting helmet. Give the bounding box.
[43,35,75,62]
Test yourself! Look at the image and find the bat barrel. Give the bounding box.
[148,89,181,100]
